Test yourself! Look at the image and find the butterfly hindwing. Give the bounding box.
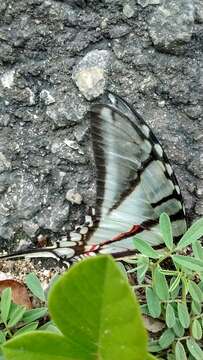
[88,92,187,252]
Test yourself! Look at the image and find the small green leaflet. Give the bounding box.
[188,281,203,303]
[192,241,203,260]
[153,266,169,301]
[177,303,190,329]
[159,329,175,350]
[186,338,203,360]
[0,288,12,323]
[175,341,187,360]
[191,319,202,340]
[165,304,176,328]
[133,237,161,259]
[172,255,203,272]
[146,288,161,318]
[25,273,46,302]
[176,218,203,250]
[159,213,173,250]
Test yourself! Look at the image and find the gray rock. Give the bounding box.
[194,0,203,23]
[123,2,136,18]
[72,50,111,100]
[36,199,70,232]
[148,0,195,52]
[66,189,82,204]
[138,0,160,7]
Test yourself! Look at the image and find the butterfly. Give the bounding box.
[0,92,187,266]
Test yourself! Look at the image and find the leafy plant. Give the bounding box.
[2,256,157,360]
[0,276,48,345]
[131,214,203,360]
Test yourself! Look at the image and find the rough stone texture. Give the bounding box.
[149,0,195,52]
[0,0,202,251]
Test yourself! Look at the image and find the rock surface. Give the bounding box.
[149,0,195,52]
[0,0,202,250]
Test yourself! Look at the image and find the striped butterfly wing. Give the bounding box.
[87,92,187,256]
[0,92,187,265]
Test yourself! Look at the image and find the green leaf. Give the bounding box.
[188,281,203,303]
[22,308,48,323]
[0,331,6,345]
[159,328,175,349]
[177,303,190,329]
[191,301,201,315]
[146,354,158,360]
[48,256,148,360]
[175,341,187,360]
[176,218,203,250]
[3,332,87,360]
[172,255,203,272]
[0,288,12,323]
[148,341,162,353]
[173,319,185,338]
[146,287,161,318]
[8,306,26,328]
[169,274,181,293]
[25,273,46,302]
[153,266,169,301]
[192,241,203,261]
[137,256,149,284]
[14,322,39,337]
[186,338,203,360]
[166,303,176,328]
[133,237,161,259]
[191,319,202,340]
[160,213,173,250]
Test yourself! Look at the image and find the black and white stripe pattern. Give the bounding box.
[0,92,187,265]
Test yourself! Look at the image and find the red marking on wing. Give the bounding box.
[112,224,142,241]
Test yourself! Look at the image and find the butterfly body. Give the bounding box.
[0,92,187,266]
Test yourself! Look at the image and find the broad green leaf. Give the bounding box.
[14,322,39,337]
[8,306,26,327]
[191,319,202,340]
[159,329,175,349]
[166,303,176,328]
[49,255,148,360]
[160,213,173,250]
[175,341,187,360]
[188,281,203,303]
[137,256,149,284]
[153,266,169,301]
[3,332,86,360]
[146,287,161,318]
[186,338,203,360]
[0,288,12,323]
[25,273,46,302]
[173,319,185,338]
[173,319,185,337]
[176,219,203,250]
[192,241,203,260]
[172,255,203,272]
[177,303,190,329]
[133,237,161,259]
[22,308,48,323]
[3,256,149,360]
